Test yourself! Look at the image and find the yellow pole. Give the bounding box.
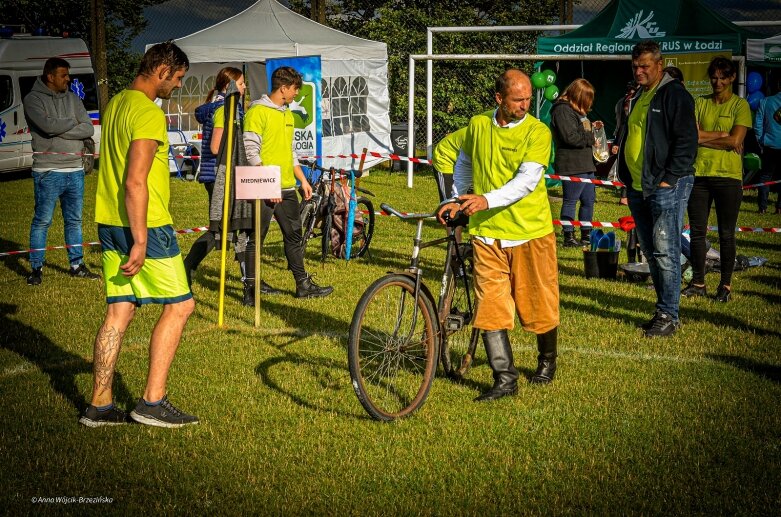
[254,199,261,327]
[218,93,237,328]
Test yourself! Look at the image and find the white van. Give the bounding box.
[0,35,101,174]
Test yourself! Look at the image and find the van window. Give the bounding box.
[0,76,12,112]
[19,73,99,112]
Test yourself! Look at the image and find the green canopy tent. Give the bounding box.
[535,0,756,137]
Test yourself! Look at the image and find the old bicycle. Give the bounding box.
[347,200,480,421]
[299,161,375,261]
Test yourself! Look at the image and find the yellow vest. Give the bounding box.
[243,104,296,188]
[464,111,553,241]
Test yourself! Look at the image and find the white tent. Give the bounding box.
[148,0,392,169]
[747,32,781,66]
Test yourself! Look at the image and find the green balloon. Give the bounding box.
[543,69,557,85]
[544,84,560,101]
[531,72,547,89]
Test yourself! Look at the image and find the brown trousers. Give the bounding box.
[473,232,560,334]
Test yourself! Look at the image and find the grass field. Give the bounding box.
[1,166,780,514]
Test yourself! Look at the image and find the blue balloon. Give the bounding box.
[746,71,763,94]
[748,90,765,111]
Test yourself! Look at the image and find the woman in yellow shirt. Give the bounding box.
[683,57,752,303]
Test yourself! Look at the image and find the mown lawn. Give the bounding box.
[0,166,779,514]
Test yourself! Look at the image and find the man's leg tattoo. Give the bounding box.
[94,324,124,398]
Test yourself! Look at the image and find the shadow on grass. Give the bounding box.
[0,237,31,280]
[0,302,133,413]
[707,353,781,385]
[559,276,781,338]
[255,350,370,420]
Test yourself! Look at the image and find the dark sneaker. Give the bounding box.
[562,233,580,247]
[260,280,282,295]
[27,267,43,286]
[638,311,662,331]
[242,283,255,307]
[681,283,707,298]
[644,311,678,338]
[79,404,127,427]
[714,284,731,303]
[69,263,100,280]
[130,395,199,428]
[295,274,333,298]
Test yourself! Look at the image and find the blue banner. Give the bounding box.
[266,56,323,173]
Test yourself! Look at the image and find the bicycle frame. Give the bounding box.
[380,200,472,352]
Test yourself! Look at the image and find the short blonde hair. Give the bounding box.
[560,78,595,114]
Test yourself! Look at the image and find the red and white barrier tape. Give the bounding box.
[9,148,781,191]
[0,226,209,258]
[2,219,779,258]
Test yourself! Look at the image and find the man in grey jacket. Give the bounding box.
[23,57,99,285]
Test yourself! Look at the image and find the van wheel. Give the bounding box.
[82,138,96,175]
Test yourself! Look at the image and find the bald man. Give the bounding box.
[438,69,560,402]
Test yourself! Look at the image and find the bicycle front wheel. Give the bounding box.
[300,199,318,250]
[349,197,375,259]
[348,274,439,421]
[439,242,480,380]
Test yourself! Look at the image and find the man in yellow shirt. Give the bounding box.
[80,42,198,428]
[615,41,697,338]
[243,66,332,300]
[439,69,560,402]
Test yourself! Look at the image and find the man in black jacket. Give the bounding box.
[615,41,697,338]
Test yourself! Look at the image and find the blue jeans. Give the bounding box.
[29,170,86,269]
[560,173,596,230]
[627,175,694,322]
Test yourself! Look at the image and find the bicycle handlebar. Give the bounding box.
[300,160,364,178]
[380,198,463,221]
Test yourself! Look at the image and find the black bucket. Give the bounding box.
[583,250,619,279]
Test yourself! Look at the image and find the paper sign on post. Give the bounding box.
[235,166,282,200]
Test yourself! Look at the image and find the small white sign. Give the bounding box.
[235,166,281,200]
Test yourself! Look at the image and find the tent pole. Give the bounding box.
[427,29,433,169]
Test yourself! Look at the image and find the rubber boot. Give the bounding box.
[562,230,579,247]
[530,327,558,384]
[474,330,519,402]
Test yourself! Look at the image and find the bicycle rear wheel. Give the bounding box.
[439,242,479,380]
[348,197,375,259]
[348,274,439,421]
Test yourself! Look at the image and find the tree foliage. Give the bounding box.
[289,0,559,140]
[4,0,165,97]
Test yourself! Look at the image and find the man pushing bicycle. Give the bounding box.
[438,69,561,402]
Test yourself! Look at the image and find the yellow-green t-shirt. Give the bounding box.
[243,104,296,188]
[95,90,172,227]
[214,105,224,129]
[463,111,553,241]
[694,94,752,180]
[624,86,657,192]
[432,127,467,175]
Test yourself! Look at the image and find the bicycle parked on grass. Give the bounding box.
[299,161,375,261]
[347,200,479,421]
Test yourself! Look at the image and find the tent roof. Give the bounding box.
[747,32,781,65]
[164,0,386,63]
[537,0,755,55]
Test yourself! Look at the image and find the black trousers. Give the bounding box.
[183,182,217,271]
[687,176,742,286]
[758,147,781,211]
[244,189,306,283]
